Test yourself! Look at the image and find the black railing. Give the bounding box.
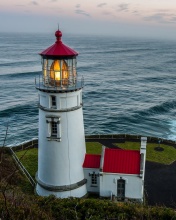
[35,75,84,91]
[9,134,176,150]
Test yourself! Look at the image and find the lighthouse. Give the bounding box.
[35,29,87,198]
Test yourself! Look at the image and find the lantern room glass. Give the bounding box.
[42,58,77,87]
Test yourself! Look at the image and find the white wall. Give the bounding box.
[83,168,100,193]
[100,173,143,201]
[39,90,82,110]
[37,89,87,198]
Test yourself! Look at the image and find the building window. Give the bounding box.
[117,179,125,199]
[89,172,99,186]
[51,96,56,108]
[91,173,97,185]
[51,121,57,137]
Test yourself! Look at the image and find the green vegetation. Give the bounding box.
[1,145,176,219]
[16,148,38,179]
[86,142,102,154]
[116,142,176,165]
[15,141,176,184]
[15,143,102,180]
[1,184,176,220]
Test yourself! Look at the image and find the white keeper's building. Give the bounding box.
[35,29,147,202]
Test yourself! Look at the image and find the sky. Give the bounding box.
[1,0,176,40]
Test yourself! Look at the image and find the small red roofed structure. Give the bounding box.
[83,137,147,202]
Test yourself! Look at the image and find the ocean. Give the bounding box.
[0,32,176,146]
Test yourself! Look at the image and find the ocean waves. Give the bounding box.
[0,71,40,78]
[0,103,38,118]
[1,32,176,145]
[133,100,176,118]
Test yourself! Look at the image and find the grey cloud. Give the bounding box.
[143,13,176,24]
[97,3,107,8]
[118,3,129,12]
[170,17,176,22]
[31,1,38,5]
[132,10,139,15]
[15,5,25,7]
[75,9,90,17]
[50,0,58,2]
[144,13,165,22]
[76,4,81,8]
[102,11,111,15]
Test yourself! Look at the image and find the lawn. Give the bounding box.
[115,142,176,165]
[86,142,102,154]
[15,141,176,180]
[15,143,102,178]
[16,148,38,179]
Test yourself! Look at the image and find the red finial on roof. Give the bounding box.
[55,30,62,43]
[40,28,78,57]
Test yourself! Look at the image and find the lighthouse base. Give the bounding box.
[36,183,87,198]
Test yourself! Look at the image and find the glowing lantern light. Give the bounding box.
[50,60,69,85]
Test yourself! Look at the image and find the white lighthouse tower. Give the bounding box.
[35,29,87,198]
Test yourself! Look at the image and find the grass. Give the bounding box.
[15,143,102,178]
[15,141,176,181]
[16,148,38,179]
[86,142,102,154]
[115,142,176,165]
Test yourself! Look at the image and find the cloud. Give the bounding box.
[75,9,90,17]
[118,3,129,12]
[50,0,58,2]
[76,4,81,8]
[15,5,25,7]
[170,17,176,22]
[143,12,176,24]
[132,10,139,15]
[97,3,107,8]
[102,11,111,16]
[31,1,38,5]
[144,13,165,22]
[24,10,31,13]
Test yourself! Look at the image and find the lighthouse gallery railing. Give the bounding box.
[35,74,84,91]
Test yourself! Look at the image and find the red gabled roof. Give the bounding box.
[40,30,78,57]
[103,148,140,175]
[83,154,101,169]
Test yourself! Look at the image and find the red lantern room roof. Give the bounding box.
[40,30,78,58]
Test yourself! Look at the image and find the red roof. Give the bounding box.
[40,30,78,57]
[103,148,140,174]
[83,154,101,169]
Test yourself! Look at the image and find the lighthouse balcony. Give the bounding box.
[35,76,84,92]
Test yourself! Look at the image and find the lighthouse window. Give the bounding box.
[51,121,57,137]
[46,116,61,141]
[51,96,56,108]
